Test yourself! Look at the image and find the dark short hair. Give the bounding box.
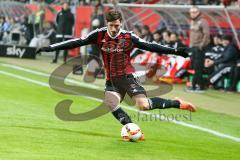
[153,29,162,35]
[222,35,232,41]
[163,30,171,36]
[213,34,222,39]
[133,25,141,33]
[105,10,122,22]
[142,25,150,31]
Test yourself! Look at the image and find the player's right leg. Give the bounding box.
[104,91,132,125]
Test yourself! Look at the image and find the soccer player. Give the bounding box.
[37,10,196,126]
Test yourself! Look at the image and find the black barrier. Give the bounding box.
[0,44,37,59]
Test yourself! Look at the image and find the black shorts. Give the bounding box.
[105,74,147,101]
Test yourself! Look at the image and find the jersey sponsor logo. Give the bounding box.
[6,45,26,58]
[101,40,132,53]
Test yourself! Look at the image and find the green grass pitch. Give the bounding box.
[0,62,239,160]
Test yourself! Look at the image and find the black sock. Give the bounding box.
[112,107,132,125]
[148,97,180,110]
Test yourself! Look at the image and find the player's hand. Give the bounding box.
[205,59,214,68]
[36,47,54,54]
[176,47,190,57]
[204,58,211,67]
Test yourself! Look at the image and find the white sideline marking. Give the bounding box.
[0,64,240,143]
[0,63,99,90]
[0,71,49,87]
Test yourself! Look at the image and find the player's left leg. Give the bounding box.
[132,94,196,112]
[125,75,196,112]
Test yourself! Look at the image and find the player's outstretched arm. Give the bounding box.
[131,33,189,57]
[36,29,99,54]
[36,38,82,53]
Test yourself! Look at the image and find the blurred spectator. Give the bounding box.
[22,15,34,45]
[152,30,162,44]
[86,3,105,76]
[205,34,224,62]
[227,59,240,92]
[141,25,153,42]
[0,15,27,45]
[188,6,210,92]
[131,25,144,58]
[0,16,4,41]
[204,34,225,89]
[34,4,45,36]
[9,17,21,32]
[169,32,186,49]
[52,1,74,64]
[2,17,11,33]
[205,35,239,89]
[2,17,13,43]
[160,30,171,47]
[91,4,105,30]
[132,25,142,37]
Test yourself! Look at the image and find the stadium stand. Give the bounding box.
[0,0,239,92]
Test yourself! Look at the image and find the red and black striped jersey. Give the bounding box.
[50,27,177,80]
